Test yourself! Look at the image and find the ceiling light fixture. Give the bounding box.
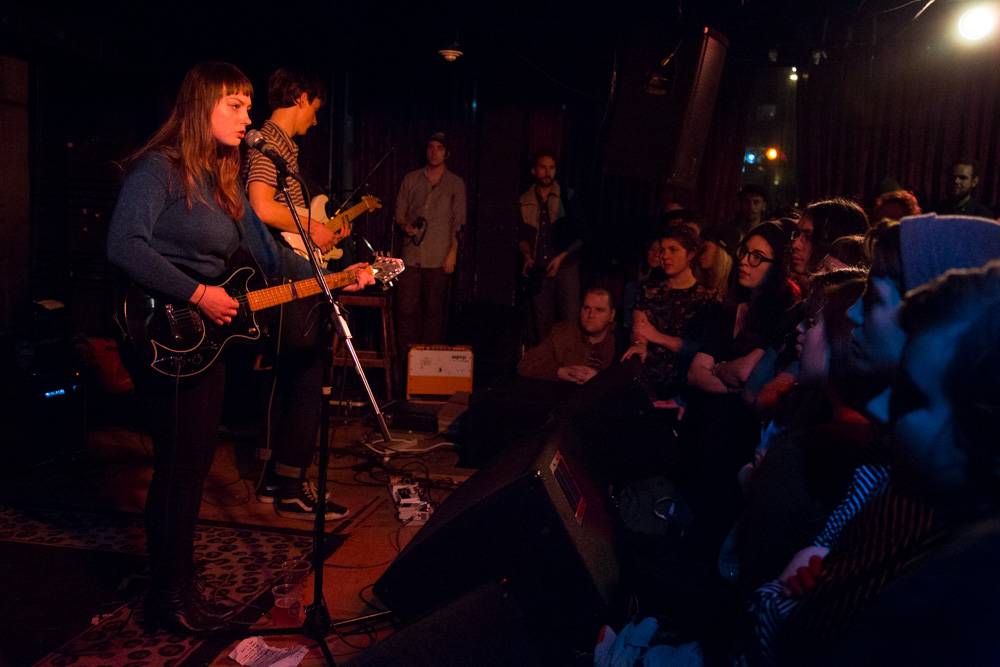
[438,42,464,62]
[958,5,997,41]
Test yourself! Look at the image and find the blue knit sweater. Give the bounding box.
[107,152,310,301]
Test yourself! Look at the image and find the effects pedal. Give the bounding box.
[389,475,434,524]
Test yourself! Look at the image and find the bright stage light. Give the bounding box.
[745,151,758,164]
[958,5,997,41]
[766,147,779,161]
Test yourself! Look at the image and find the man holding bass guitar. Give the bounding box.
[518,151,584,345]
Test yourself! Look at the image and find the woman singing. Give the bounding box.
[107,62,368,634]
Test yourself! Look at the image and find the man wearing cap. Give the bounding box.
[394,132,467,367]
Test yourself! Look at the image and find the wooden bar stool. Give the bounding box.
[332,292,396,402]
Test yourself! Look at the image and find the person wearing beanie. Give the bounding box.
[847,213,1000,423]
[394,131,467,374]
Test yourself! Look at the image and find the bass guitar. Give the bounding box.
[117,256,404,378]
[283,194,382,262]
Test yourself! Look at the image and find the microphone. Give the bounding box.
[244,129,292,173]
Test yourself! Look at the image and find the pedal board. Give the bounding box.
[389,475,434,524]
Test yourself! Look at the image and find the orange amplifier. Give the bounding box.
[406,345,474,401]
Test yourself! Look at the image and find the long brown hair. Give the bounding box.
[131,62,253,220]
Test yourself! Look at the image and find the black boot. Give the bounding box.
[142,584,231,635]
[186,578,242,619]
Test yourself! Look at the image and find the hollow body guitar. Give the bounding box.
[117,257,404,378]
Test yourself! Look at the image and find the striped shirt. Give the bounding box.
[245,120,306,208]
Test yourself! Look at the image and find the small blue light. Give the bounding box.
[43,389,67,398]
[471,99,478,111]
[745,151,757,165]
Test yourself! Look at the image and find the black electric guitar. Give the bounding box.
[117,256,404,378]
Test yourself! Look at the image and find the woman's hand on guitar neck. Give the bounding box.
[342,263,376,292]
[192,284,239,325]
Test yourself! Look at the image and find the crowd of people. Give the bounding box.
[104,56,1000,662]
[509,167,1000,663]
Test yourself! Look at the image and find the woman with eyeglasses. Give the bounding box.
[680,221,800,559]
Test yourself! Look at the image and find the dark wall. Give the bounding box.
[4,4,738,339]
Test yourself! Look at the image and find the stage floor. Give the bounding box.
[0,412,468,665]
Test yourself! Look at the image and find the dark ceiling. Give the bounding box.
[1,1,957,86]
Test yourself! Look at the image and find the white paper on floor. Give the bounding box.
[229,636,309,667]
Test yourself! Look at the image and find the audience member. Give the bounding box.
[816,234,867,272]
[736,271,869,591]
[684,221,799,557]
[621,226,720,402]
[935,158,994,218]
[622,236,663,330]
[872,189,920,222]
[789,199,870,292]
[517,287,617,383]
[847,213,1000,422]
[820,261,1000,665]
[732,184,768,233]
[697,224,739,302]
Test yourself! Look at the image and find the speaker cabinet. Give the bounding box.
[346,583,546,666]
[373,425,619,648]
[668,28,730,189]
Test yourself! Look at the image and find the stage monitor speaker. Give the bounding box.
[373,424,619,648]
[345,583,548,666]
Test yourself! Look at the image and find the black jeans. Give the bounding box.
[265,296,326,476]
[140,361,226,589]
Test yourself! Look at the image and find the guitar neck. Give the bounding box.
[329,200,371,229]
[245,269,362,312]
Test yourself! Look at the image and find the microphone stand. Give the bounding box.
[220,162,391,665]
[326,146,418,458]
[331,146,393,217]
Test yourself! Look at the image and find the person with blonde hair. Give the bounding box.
[697,224,739,302]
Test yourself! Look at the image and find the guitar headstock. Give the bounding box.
[370,255,405,289]
[361,195,383,212]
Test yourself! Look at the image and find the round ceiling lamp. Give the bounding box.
[958,5,997,41]
[438,42,464,62]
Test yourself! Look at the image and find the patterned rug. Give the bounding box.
[0,504,338,666]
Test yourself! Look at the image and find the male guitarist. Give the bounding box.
[245,67,351,519]
[518,151,583,345]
